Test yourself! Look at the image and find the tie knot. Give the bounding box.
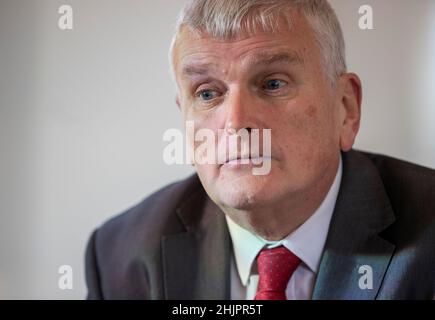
[255,246,301,300]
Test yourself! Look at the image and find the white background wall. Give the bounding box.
[0,0,434,299]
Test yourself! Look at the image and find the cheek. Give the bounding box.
[184,102,224,129]
[275,102,323,141]
[305,104,317,118]
[273,101,336,165]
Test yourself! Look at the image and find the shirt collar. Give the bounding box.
[225,156,343,286]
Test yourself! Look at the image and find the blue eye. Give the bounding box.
[197,90,218,101]
[264,79,287,91]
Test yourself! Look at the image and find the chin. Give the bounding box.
[214,174,277,210]
[197,160,291,210]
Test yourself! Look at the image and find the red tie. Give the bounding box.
[254,246,301,300]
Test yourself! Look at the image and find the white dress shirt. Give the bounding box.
[225,156,343,300]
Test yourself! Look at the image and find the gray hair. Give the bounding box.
[170,0,347,85]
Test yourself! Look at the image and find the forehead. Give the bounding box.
[172,13,318,74]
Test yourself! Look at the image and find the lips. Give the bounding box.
[223,155,271,166]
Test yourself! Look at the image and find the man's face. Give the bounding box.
[173,14,347,212]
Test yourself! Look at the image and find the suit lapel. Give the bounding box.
[161,189,231,299]
[312,151,396,300]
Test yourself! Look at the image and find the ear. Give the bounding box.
[175,95,181,109]
[338,73,362,152]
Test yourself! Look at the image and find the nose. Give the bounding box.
[223,87,255,133]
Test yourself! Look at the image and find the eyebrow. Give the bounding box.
[246,51,304,67]
[181,51,303,76]
[182,63,217,76]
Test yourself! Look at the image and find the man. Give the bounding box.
[85,0,435,300]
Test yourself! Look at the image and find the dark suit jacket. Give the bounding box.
[85,150,435,299]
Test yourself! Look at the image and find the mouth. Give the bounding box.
[222,155,272,167]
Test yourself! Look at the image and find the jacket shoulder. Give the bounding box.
[361,150,435,202]
[357,150,435,241]
[93,173,203,261]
